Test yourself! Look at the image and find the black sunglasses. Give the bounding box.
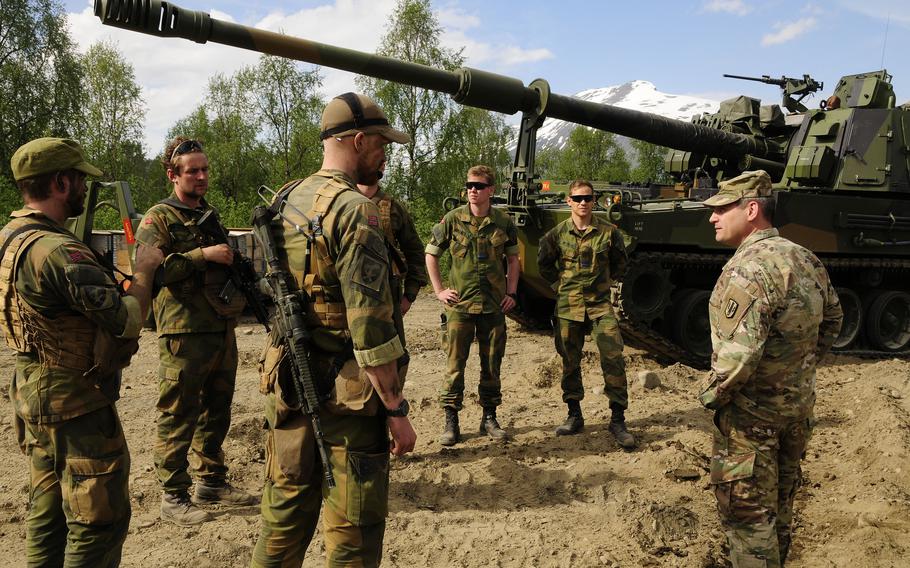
[569,194,594,203]
[465,181,493,190]
[170,139,204,161]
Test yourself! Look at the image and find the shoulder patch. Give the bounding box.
[368,215,379,227]
[716,283,756,339]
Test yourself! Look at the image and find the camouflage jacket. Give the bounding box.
[699,228,843,423]
[276,169,403,368]
[371,189,427,300]
[425,205,519,314]
[2,208,143,423]
[135,193,236,334]
[537,216,628,322]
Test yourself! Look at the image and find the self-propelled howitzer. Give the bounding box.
[95,0,910,366]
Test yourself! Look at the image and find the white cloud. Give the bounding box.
[761,17,817,45]
[836,0,910,26]
[438,10,553,68]
[701,0,752,16]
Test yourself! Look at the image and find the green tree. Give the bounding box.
[556,127,630,182]
[630,139,670,183]
[0,0,84,214]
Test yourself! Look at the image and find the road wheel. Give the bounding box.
[864,290,910,352]
[832,287,861,349]
[669,288,712,360]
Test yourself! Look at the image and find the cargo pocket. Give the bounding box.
[710,452,756,518]
[156,364,184,414]
[325,359,379,416]
[258,341,286,395]
[344,449,390,526]
[63,454,128,525]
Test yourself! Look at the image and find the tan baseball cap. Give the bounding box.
[703,170,773,207]
[320,92,411,144]
[10,137,102,181]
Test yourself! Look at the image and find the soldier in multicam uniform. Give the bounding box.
[250,92,416,567]
[425,165,520,446]
[537,180,636,447]
[135,137,257,526]
[356,159,428,381]
[1,138,163,566]
[699,170,843,568]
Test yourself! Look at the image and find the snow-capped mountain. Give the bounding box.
[522,80,720,151]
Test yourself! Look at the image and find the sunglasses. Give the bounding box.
[569,194,594,203]
[170,139,204,161]
[465,181,493,190]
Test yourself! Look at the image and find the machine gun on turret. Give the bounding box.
[723,73,824,113]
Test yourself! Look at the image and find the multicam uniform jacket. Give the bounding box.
[424,205,519,314]
[135,193,242,334]
[699,228,843,422]
[537,216,628,322]
[371,189,427,300]
[1,208,143,423]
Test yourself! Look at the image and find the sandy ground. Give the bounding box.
[0,291,908,567]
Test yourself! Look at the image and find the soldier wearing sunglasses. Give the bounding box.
[425,165,520,446]
[537,180,636,448]
[135,136,257,526]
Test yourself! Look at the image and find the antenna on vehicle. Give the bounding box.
[880,14,890,70]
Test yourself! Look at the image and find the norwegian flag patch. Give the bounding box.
[368,215,379,227]
[68,250,85,262]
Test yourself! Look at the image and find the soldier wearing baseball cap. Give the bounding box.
[703,169,773,207]
[251,93,416,566]
[2,138,163,565]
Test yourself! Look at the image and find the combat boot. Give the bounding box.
[193,480,259,506]
[439,407,460,446]
[608,403,636,449]
[479,407,509,440]
[555,399,584,436]
[161,491,213,526]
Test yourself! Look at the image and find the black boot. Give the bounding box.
[555,399,584,436]
[439,407,460,446]
[479,407,509,440]
[608,403,636,449]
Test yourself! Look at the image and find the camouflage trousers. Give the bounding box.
[710,406,812,568]
[553,311,628,409]
[251,389,390,568]
[438,309,506,410]
[17,405,130,568]
[154,328,238,493]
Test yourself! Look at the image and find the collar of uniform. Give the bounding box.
[457,205,494,229]
[165,191,210,213]
[738,227,779,250]
[569,218,601,237]
[316,168,356,187]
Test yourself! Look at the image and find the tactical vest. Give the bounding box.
[158,200,246,320]
[376,196,406,278]
[0,219,135,375]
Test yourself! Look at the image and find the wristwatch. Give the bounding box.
[386,398,410,418]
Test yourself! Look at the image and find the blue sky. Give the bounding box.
[64,0,910,155]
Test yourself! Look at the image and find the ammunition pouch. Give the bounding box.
[202,265,247,319]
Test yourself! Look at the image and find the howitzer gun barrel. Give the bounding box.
[95,0,773,160]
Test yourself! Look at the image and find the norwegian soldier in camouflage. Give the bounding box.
[699,170,843,568]
[135,137,256,526]
[357,160,428,385]
[425,165,520,446]
[537,180,635,447]
[1,138,162,567]
[251,92,416,568]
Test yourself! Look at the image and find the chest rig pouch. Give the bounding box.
[159,200,246,320]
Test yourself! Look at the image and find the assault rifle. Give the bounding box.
[250,197,335,488]
[196,209,271,332]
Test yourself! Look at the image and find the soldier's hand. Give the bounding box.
[400,296,413,316]
[387,416,416,456]
[435,288,459,306]
[501,294,517,313]
[202,243,234,265]
[134,243,165,274]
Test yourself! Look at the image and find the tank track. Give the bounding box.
[615,251,910,370]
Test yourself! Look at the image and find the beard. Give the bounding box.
[66,186,85,217]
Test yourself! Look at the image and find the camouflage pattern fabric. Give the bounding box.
[700,228,843,567]
[371,189,427,302]
[251,391,389,568]
[19,400,131,567]
[4,209,142,422]
[537,216,627,322]
[438,309,505,410]
[252,169,402,566]
[424,205,519,315]
[134,193,234,334]
[553,313,627,408]
[153,329,238,492]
